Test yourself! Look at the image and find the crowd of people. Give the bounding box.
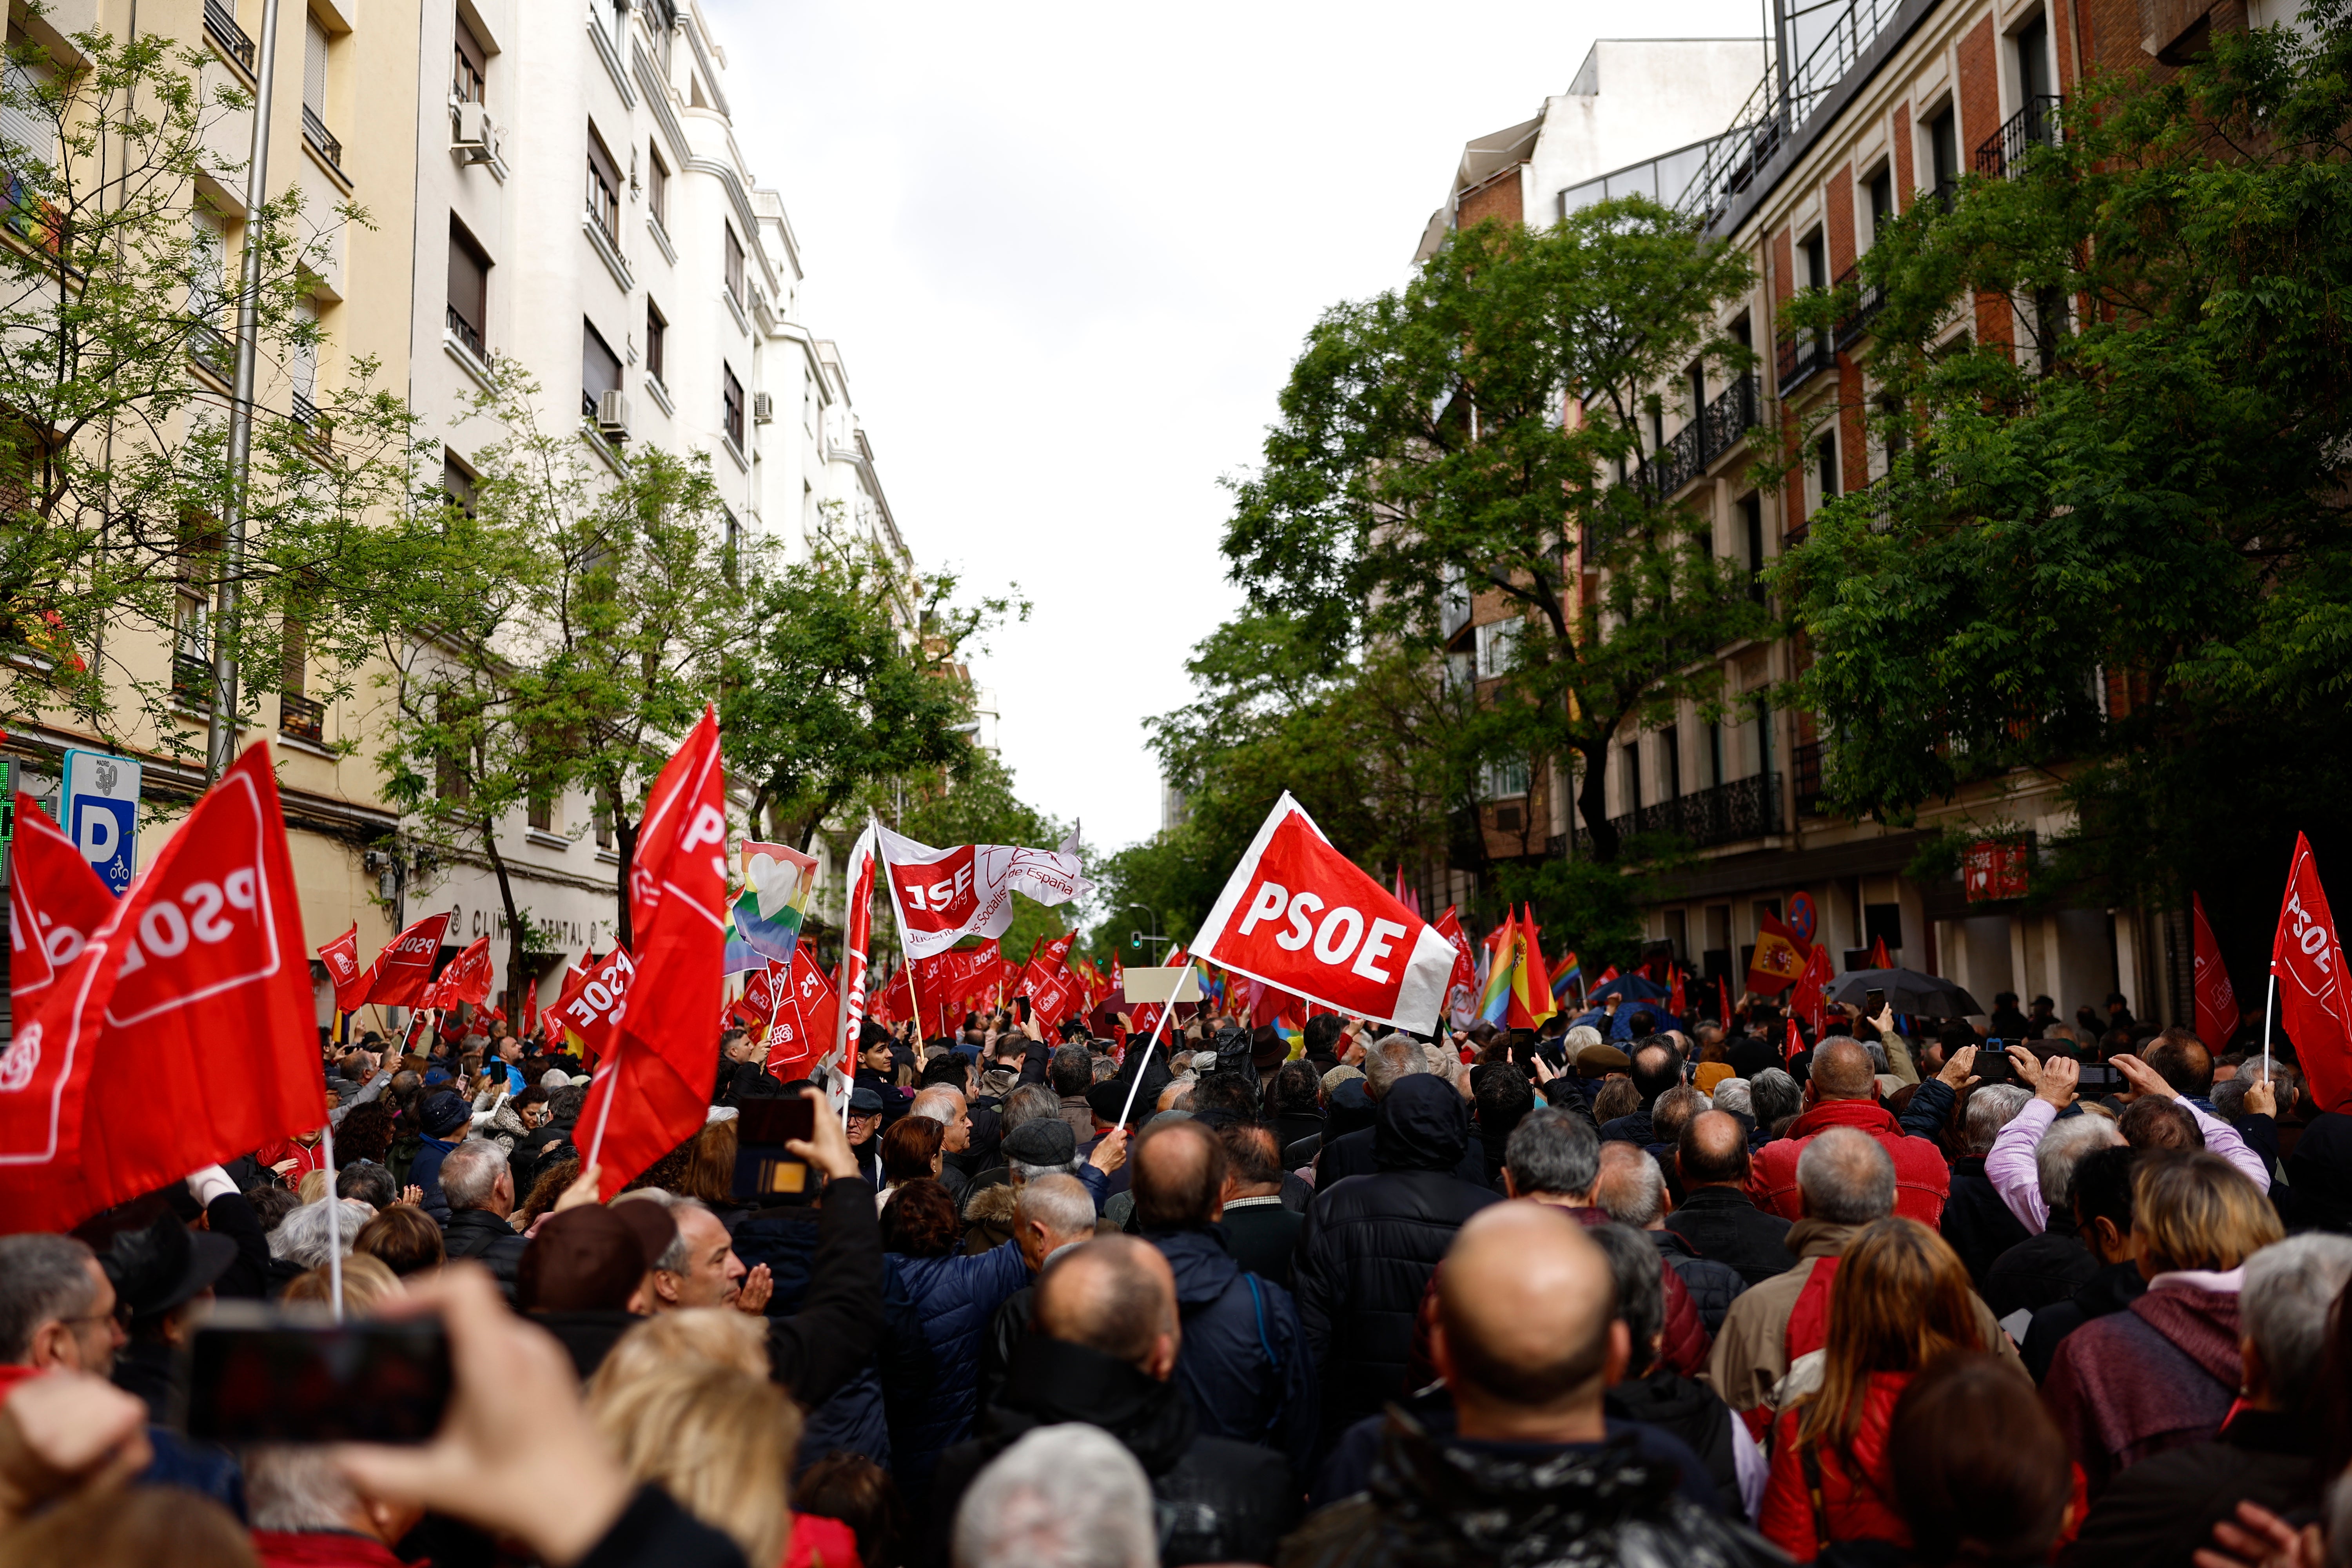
[2,984,2349,1568]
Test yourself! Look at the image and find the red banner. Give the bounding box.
[2192,891,2240,1050]
[580,708,728,1196]
[834,825,880,1062]
[560,947,637,1063]
[317,925,372,1013]
[0,797,115,1176]
[426,936,494,1011]
[2273,833,2352,1111]
[1789,944,1834,1034]
[1191,793,1455,1032]
[366,909,453,1007]
[2,746,326,1233]
[764,948,838,1082]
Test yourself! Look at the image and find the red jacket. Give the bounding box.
[1760,1372,1912,1560]
[1749,1099,1951,1225]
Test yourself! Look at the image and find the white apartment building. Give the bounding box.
[397,0,912,1000]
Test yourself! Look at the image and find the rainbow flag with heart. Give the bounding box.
[733,840,819,971]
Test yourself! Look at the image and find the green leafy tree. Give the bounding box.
[1222,200,1771,865]
[722,533,1009,851]
[1773,7,2352,986]
[0,18,423,750]
[379,368,753,982]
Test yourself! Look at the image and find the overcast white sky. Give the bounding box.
[708,1,1763,857]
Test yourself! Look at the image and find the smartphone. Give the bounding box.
[184,1303,449,1445]
[734,1096,819,1197]
[2076,1062,2122,1092]
[1864,987,1886,1013]
[1974,1040,2014,1085]
[1014,996,1032,1024]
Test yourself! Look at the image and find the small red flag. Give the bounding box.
[1668,962,1687,1020]
[317,925,372,1013]
[367,909,453,1007]
[579,708,729,1196]
[2272,834,2352,1111]
[765,947,838,1082]
[1718,975,1733,1027]
[2192,892,2240,1050]
[1789,944,1835,1035]
[1785,1016,1806,1065]
[426,936,494,1011]
[1869,935,1893,968]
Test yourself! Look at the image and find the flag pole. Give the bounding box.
[319,1116,343,1325]
[2263,968,2277,1080]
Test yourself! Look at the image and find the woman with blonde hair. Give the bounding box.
[588,1308,769,1399]
[2043,1149,2284,1498]
[1760,1217,1997,1560]
[586,1356,860,1568]
[279,1252,402,1315]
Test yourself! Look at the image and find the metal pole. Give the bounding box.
[205,0,282,782]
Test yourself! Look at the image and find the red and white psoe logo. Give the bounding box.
[891,848,978,932]
[105,770,280,1028]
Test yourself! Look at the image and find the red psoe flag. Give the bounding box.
[765,947,837,1082]
[2192,892,2241,1050]
[1789,944,1834,1035]
[2,746,327,1233]
[1191,792,1456,1033]
[558,947,635,1065]
[366,909,454,1007]
[579,707,729,1198]
[2273,834,2352,1112]
[0,797,116,1181]
[318,925,373,1013]
[1434,907,1479,1031]
[426,936,494,1010]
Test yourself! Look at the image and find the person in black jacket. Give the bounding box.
[1597,1040,1682,1147]
[1132,1117,1319,1478]
[1281,1203,1777,1568]
[1294,1074,1501,1445]
[437,1141,528,1296]
[1591,1142,1747,1337]
[2020,1143,2145,1382]
[923,1235,1298,1568]
[1941,1082,2033,1290]
[1312,1037,1487,1188]
[1582,1220,1758,1518]
[1663,1111,1795,1286]
[1216,1123,1307,1288]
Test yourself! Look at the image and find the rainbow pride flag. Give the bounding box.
[1478,911,1519,1026]
[1550,951,1583,1004]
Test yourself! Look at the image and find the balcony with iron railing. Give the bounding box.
[1777,329,1835,397]
[1637,374,1760,497]
[1568,770,1783,853]
[302,105,343,173]
[1975,96,2062,179]
[444,303,483,360]
[189,321,232,381]
[204,0,255,71]
[1677,0,1909,229]
[1832,264,1884,352]
[279,690,324,745]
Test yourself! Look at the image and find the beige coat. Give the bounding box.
[1706,1216,2020,1412]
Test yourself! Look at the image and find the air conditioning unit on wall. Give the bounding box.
[752,392,773,424]
[596,388,631,440]
[453,101,499,165]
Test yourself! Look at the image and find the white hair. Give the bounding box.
[612,1187,703,1273]
[2035,1111,2125,1212]
[1961,1084,2031,1158]
[952,1423,1156,1568]
[269,1199,376,1269]
[437,1139,511,1213]
[1710,1078,1752,1119]
[1014,1173,1097,1241]
[2243,1235,2352,1405]
[912,1086,966,1125]
[243,1445,360,1532]
[540,1069,570,1091]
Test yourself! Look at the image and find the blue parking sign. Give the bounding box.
[60,749,141,895]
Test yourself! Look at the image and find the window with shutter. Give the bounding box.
[645,299,666,383]
[647,147,668,228]
[453,16,487,104]
[724,224,743,305]
[586,125,621,243]
[582,318,621,418]
[722,363,744,448]
[303,16,327,115]
[446,219,489,356]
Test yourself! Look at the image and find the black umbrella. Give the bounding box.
[1826,967,1982,1019]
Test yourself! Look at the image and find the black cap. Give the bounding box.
[848,1085,885,1114]
[421,1091,470,1136]
[78,1202,237,1323]
[1002,1118,1077,1166]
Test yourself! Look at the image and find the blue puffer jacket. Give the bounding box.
[1150,1226,1319,1479]
[880,1240,1030,1495]
[408,1134,459,1224]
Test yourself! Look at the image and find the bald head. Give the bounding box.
[1808,1037,1876,1100]
[1677,1110,1751,1188]
[1033,1236,1178,1376]
[1797,1124,1896,1223]
[1591,1143,1666,1229]
[1436,1204,1621,1421]
[1131,1118,1224,1230]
